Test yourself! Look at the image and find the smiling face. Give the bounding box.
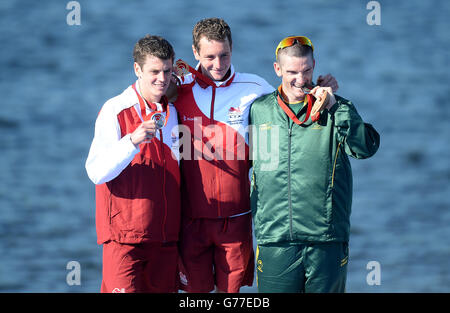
[193,37,232,81]
[134,55,173,103]
[274,53,315,103]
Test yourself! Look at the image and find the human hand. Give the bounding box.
[317,74,339,93]
[310,86,336,120]
[130,120,157,146]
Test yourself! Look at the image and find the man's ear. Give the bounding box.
[313,58,315,69]
[192,45,200,61]
[273,61,282,77]
[134,62,142,78]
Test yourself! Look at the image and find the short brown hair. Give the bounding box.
[133,34,175,68]
[192,18,232,52]
[277,43,314,63]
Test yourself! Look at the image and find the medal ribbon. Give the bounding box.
[175,59,235,89]
[276,85,312,125]
[131,82,170,126]
[175,59,215,88]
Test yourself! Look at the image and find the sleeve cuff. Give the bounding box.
[327,98,340,115]
[123,133,140,155]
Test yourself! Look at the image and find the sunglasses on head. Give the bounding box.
[275,36,314,59]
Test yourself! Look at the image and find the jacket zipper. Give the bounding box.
[209,86,221,217]
[285,97,303,240]
[331,142,342,188]
[287,123,293,240]
[108,183,113,225]
[210,86,216,122]
[159,129,167,242]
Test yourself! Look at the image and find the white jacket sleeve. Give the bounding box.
[85,100,140,185]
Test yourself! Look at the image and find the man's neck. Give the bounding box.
[218,68,232,82]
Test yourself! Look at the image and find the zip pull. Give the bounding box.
[288,127,292,137]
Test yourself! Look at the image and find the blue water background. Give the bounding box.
[0,0,449,292]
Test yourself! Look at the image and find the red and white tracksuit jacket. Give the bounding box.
[86,81,181,244]
[175,64,274,218]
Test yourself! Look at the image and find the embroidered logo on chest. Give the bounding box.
[227,106,244,125]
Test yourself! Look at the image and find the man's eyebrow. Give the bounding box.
[147,67,171,72]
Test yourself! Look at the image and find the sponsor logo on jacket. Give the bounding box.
[228,106,243,125]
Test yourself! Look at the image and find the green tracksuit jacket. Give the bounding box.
[250,91,380,244]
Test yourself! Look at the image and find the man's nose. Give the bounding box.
[296,74,307,86]
[157,71,167,81]
[213,57,222,69]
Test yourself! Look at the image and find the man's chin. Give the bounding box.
[210,74,225,81]
[208,70,229,81]
[151,91,167,101]
[292,89,306,99]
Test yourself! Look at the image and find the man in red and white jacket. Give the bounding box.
[85,35,181,293]
[173,18,338,293]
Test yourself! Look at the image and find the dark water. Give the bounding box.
[0,0,449,292]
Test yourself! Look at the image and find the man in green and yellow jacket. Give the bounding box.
[250,36,380,293]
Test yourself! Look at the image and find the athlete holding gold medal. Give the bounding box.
[250,36,380,292]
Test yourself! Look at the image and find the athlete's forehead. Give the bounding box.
[279,54,314,71]
[196,37,232,55]
[140,55,173,71]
